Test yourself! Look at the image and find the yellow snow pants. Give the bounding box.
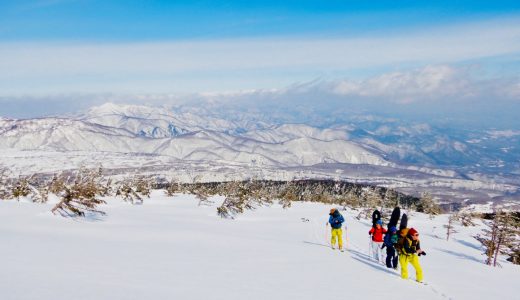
[331,228,343,249]
[399,254,423,282]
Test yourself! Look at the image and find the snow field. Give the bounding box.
[0,191,518,300]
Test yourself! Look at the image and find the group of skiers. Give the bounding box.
[328,208,424,283]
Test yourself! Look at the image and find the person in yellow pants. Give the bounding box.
[331,227,343,249]
[399,227,424,282]
[328,208,345,250]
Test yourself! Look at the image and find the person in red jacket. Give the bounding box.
[369,220,387,263]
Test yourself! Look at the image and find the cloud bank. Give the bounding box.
[1,17,519,95]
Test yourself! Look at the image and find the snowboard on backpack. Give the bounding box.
[387,207,401,229]
[399,213,408,231]
[372,210,381,228]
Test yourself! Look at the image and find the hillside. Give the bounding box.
[0,192,518,299]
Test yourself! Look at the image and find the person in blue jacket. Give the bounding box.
[328,208,345,250]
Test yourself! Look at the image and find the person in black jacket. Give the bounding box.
[399,228,424,282]
[383,226,399,269]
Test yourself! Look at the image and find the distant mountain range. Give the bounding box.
[0,103,518,208]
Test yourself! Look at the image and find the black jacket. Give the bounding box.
[402,236,421,255]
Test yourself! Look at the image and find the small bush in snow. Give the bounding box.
[507,248,520,265]
[165,180,180,196]
[49,174,67,195]
[115,181,143,204]
[51,169,107,217]
[29,185,49,203]
[11,176,31,199]
[133,176,153,198]
[115,176,153,204]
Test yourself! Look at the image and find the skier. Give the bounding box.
[382,226,399,269]
[368,219,387,262]
[398,228,425,283]
[328,208,345,251]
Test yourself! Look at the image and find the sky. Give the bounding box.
[0,0,519,125]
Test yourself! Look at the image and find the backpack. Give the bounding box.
[395,228,410,254]
[383,233,393,247]
[384,231,399,248]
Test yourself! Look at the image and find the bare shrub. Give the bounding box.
[11,176,31,200]
[165,180,180,197]
[444,214,458,241]
[115,176,153,204]
[51,169,107,217]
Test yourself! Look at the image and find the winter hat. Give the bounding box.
[376,219,383,225]
[329,208,336,215]
[389,226,397,233]
[408,228,418,236]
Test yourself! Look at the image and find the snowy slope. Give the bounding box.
[242,124,348,143]
[0,192,517,300]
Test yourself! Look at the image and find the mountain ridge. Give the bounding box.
[0,102,518,206]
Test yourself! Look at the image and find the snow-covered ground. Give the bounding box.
[0,191,518,300]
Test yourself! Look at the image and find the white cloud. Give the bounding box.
[1,17,520,95]
[331,65,471,103]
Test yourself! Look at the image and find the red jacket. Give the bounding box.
[369,226,387,242]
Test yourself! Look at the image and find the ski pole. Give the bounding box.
[344,225,348,250]
[368,236,372,258]
[325,222,329,247]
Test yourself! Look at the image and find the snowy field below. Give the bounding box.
[0,191,518,300]
[1,150,519,207]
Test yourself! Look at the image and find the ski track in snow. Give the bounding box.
[0,192,518,300]
[301,213,508,300]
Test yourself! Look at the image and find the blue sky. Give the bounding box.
[1,0,520,41]
[0,0,519,124]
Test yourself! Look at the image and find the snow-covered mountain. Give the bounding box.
[0,107,389,167]
[0,102,519,207]
[81,102,265,137]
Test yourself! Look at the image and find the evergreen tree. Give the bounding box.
[416,192,442,215]
[475,210,520,267]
